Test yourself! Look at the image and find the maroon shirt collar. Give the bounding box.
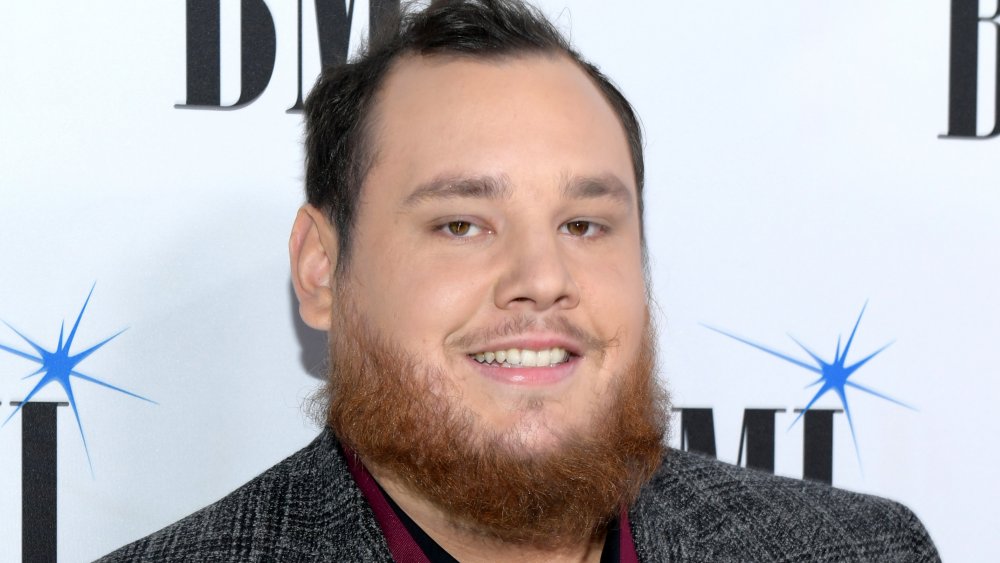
[342,446,639,562]
[344,446,431,562]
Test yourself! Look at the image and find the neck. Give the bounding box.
[370,466,608,563]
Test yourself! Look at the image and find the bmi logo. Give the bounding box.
[679,303,914,482]
[1,285,154,561]
[180,0,400,111]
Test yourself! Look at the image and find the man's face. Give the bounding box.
[339,53,647,451]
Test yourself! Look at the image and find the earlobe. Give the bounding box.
[289,205,339,330]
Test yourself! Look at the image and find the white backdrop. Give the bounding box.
[1,1,996,561]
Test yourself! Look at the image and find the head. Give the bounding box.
[302,0,646,272]
[290,0,667,547]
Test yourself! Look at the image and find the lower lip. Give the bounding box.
[468,356,578,386]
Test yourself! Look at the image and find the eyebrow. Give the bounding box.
[401,174,513,208]
[562,174,634,210]
[399,172,634,209]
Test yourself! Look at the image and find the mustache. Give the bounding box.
[450,315,613,356]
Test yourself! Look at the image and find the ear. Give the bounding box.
[290,205,339,330]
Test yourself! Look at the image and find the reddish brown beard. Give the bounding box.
[324,300,669,548]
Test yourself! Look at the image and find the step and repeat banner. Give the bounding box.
[1,1,996,561]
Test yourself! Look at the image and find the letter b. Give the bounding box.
[181,0,276,109]
[945,0,1000,138]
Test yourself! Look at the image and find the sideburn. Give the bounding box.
[325,300,669,548]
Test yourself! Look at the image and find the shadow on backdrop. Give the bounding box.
[288,281,328,381]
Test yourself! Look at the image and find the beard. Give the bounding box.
[322,296,669,549]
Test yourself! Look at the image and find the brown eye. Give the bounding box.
[447,221,472,236]
[564,221,592,237]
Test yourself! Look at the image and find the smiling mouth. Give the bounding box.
[469,347,572,368]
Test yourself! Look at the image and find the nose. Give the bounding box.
[493,230,581,312]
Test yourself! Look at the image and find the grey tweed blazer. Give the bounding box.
[99,430,939,562]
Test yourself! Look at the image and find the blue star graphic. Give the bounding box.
[0,284,156,474]
[704,302,914,466]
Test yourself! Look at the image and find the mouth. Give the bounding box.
[468,347,573,368]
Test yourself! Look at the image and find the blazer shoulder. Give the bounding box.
[97,431,391,563]
[630,449,939,562]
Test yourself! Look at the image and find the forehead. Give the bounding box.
[364,53,635,200]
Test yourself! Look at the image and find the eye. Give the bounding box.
[560,220,604,238]
[440,220,483,237]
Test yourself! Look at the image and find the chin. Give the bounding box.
[488,404,591,456]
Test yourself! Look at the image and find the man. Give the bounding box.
[102,1,939,561]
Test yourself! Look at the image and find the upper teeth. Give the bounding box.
[472,347,569,367]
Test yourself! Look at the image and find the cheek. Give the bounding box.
[356,244,495,350]
[574,252,646,328]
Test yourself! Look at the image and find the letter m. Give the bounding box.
[676,407,783,473]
